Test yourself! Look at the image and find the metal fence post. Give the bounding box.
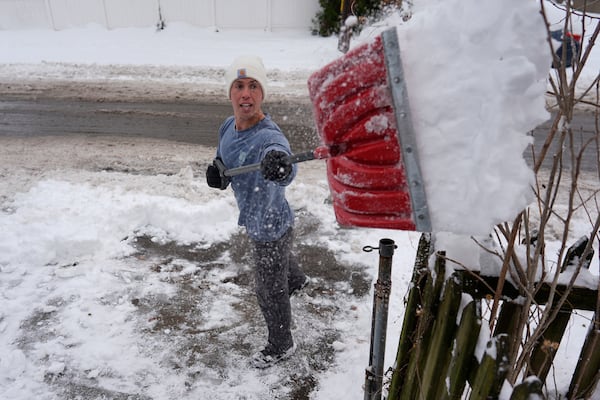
[364,238,395,400]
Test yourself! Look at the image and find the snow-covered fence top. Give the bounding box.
[0,0,320,31]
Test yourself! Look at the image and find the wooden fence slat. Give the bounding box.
[421,274,463,399]
[529,235,594,383]
[387,233,431,400]
[468,334,510,400]
[510,376,543,399]
[399,251,446,400]
[568,317,600,399]
[440,300,482,400]
[495,301,522,337]
[494,301,523,369]
[527,307,572,381]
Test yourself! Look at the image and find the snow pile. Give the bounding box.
[390,0,550,234]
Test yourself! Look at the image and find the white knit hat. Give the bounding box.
[225,55,268,100]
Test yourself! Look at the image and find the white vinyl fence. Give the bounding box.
[0,0,320,31]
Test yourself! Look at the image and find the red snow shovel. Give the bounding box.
[307,27,431,232]
[220,27,430,232]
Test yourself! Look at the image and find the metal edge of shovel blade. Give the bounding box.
[382,27,432,232]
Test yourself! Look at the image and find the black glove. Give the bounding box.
[206,158,230,190]
[260,151,292,182]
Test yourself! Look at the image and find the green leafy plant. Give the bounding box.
[312,0,402,37]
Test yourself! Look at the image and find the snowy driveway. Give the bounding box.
[0,124,419,399]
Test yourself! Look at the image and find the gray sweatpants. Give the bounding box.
[251,228,306,353]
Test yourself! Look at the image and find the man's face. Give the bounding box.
[230,78,264,130]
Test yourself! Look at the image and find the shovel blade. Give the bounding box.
[308,28,430,231]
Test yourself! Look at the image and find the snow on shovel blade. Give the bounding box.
[308,27,431,232]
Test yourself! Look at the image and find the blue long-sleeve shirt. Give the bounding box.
[216,114,297,242]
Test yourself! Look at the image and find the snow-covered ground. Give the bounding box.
[1,1,599,399]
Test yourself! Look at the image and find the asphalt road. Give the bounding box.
[0,96,597,173]
[0,96,321,152]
